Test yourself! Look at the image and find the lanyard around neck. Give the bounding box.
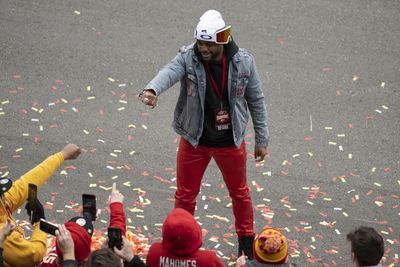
[204,53,227,99]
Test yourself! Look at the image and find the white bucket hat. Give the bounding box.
[194,10,231,44]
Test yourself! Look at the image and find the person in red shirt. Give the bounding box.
[146,208,224,267]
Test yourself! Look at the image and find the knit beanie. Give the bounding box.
[194,10,231,44]
[56,221,92,261]
[69,216,94,237]
[253,227,288,264]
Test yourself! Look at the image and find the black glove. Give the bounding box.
[25,199,45,224]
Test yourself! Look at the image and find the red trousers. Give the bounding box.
[175,138,255,237]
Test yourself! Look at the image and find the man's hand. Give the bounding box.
[254,146,268,162]
[61,144,81,160]
[114,237,134,262]
[138,89,158,109]
[56,224,75,260]
[108,182,124,204]
[25,199,45,224]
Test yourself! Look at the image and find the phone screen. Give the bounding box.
[40,219,59,236]
[108,227,122,249]
[82,194,96,221]
[27,184,38,222]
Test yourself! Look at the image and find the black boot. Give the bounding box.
[238,236,254,260]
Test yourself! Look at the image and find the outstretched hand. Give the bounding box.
[61,144,81,160]
[0,220,16,246]
[108,182,124,204]
[138,89,158,109]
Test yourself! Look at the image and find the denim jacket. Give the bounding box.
[144,43,269,148]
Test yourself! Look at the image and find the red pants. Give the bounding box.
[175,138,255,237]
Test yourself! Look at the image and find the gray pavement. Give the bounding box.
[1,0,399,266]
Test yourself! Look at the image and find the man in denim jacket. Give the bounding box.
[139,10,269,258]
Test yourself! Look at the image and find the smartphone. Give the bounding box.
[108,227,122,250]
[27,184,38,222]
[82,194,96,221]
[40,218,59,236]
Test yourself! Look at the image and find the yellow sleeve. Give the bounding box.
[2,223,47,267]
[5,152,64,212]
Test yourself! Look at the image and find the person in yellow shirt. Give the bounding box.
[0,144,81,267]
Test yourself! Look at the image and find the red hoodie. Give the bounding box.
[146,208,224,267]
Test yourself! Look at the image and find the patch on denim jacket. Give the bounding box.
[187,74,197,96]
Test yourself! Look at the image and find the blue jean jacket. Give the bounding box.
[144,43,269,148]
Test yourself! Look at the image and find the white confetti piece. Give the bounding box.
[108,77,115,82]
[74,10,80,15]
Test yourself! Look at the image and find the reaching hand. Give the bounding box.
[56,224,75,260]
[138,89,158,109]
[108,183,124,204]
[0,220,16,247]
[61,144,81,160]
[113,237,134,262]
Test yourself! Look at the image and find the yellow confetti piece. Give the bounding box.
[101,220,108,224]
[263,198,271,202]
[323,198,332,201]
[307,201,314,205]
[284,227,290,232]
[22,133,30,137]
[375,201,384,207]
[61,98,68,103]
[0,112,4,116]
[83,130,89,135]
[15,148,23,152]
[143,226,148,231]
[380,231,389,235]
[136,215,144,218]
[1,172,8,178]
[32,107,38,112]
[343,212,348,217]
[374,182,382,187]
[111,176,118,180]
[110,153,118,157]
[380,82,385,88]
[119,100,127,104]
[226,241,235,247]
[129,208,144,213]
[129,151,136,155]
[382,105,388,110]
[324,126,333,130]
[292,154,300,158]
[87,86,91,91]
[108,77,115,82]
[154,223,163,227]
[387,239,394,245]
[311,237,316,242]
[348,153,353,159]
[128,124,136,128]
[87,96,96,100]
[1,100,10,105]
[60,170,68,175]
[56,210,64,213]
[99,186,112,191]
[142,125,148,129]
[337,134,345,137]
[88,172,93,177]
[74,10,80,15]
[308,152,313,157]
[329,141,337,145]
[39,125,44,131]
[89,184,97,187]
[118,107,125,111]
